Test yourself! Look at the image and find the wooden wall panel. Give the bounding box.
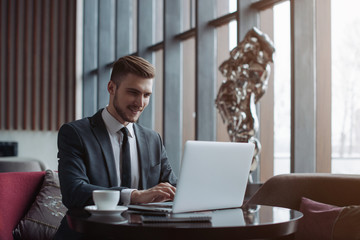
[23,0,32,130]
[0,0,77,131]
[14,0,21,129]
[40,0,48,130]
[57,0,65,130]
[48,0,56,130]
[67,0,76,125]
[316,0,331,172]
[32,0,39,130]
[0,0,4,129]
[259,8,274,182]
[6,0,14,129]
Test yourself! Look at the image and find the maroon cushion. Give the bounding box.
[0,171,45,240]
[295,197,342,240]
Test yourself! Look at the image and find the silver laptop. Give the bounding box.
[128,140,254,214]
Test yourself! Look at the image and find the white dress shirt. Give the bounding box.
[102,108,140,205]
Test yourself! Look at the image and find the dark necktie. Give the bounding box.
[120,127,131,188]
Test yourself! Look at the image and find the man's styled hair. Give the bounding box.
[110,55,155,86]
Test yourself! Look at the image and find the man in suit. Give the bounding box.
[54,56,177,239]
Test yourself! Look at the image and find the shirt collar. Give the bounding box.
[102,108,134,138]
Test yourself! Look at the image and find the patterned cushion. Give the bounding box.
[13,170,67,240]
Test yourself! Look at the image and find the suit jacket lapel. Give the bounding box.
[134,124,150,189]
[90,109,118,187]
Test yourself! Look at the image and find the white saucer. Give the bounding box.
[84,205,128,215]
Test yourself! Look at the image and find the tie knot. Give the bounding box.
[120,127,129,137]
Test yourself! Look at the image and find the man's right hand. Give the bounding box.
[130,182,176,204]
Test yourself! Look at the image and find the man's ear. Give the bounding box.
[108,81,116,95]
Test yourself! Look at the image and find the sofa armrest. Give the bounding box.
[0,157,46,172]
[0,171,45,240]
[245,173,360,210]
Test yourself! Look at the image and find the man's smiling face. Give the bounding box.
[107,73,153,125]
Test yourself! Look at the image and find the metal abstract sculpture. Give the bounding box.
[215,27,275,173]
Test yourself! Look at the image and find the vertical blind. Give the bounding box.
[0,0,76,131]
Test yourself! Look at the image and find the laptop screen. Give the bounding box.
[172,141,254,213]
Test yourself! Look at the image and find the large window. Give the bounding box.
[257,0,360,178]
[331,0,360,173]
[82,0,259,177]
[82,0,360,181]
[216,0,237,142]
[272,1,291,176]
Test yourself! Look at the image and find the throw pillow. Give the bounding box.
[13,170,67,240]
[295,197,342,240]
[333,205,360,240]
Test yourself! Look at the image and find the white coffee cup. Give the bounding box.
[92,190,120,210]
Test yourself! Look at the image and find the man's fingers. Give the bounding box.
[158,182,176,191]
[130,183,176,204]
[148,187,175,202]
[149,188,172,198]
[152,194,170,202]
[155,182,176,193]
[151,183,176,198]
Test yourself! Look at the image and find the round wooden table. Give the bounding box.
[67,205,303,240]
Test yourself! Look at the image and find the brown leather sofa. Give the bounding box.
[245,173,360,240]
[246,173,360,210]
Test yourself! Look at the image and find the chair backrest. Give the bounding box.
[0,171,45,240]
[246,173,360,210]
[0,157,46,173]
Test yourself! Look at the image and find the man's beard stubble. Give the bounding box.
[113,94,142,123]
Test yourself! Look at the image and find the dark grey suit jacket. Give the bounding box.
[54,109,177,240]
